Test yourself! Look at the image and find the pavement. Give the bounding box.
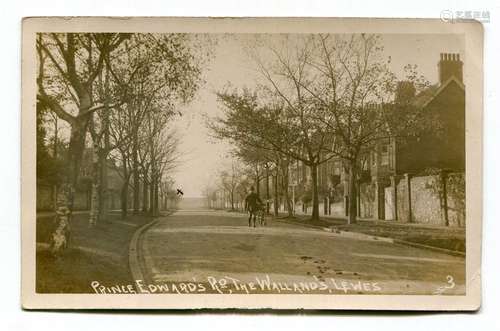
[133,209,465,295]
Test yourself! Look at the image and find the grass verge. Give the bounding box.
[275,215,465,253]
[36,211,155,293]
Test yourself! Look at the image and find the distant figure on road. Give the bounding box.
[245,186,263,227]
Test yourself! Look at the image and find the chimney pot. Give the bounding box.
[438,52,463,84]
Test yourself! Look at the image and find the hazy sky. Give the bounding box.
[172,33,465,197]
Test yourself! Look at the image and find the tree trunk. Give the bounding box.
[88,146,99,227]
[51,185,57,211]
[98,71,110,222]
[132,139,140,214]
[52,117,88,254]
[255,166,260,197]
[52,115,59,211]
[158,183,163,212]
[149,174,155,215]
[120,178,129,220]
[347,162,358,224]
[283,185,293,218]
[279,163,293,217]
[98,149,108,222]
[88,182,99,226]
[65,118,89,209]
[142,176,149,213]
[165,188,169,210]
[230,190,235,210]
[310,163,320,221]
[120,154,129,219]
[51,117,89,255]
[265,166,270,214]
[273,172,279,217]
[155,178,160,216]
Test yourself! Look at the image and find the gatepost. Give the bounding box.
[390,175,398,221]
[404,173,413,223]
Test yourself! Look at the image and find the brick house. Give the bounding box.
[368,52,465,221]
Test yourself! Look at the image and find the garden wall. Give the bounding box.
[385,172,465,227]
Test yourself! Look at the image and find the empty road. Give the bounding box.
[136,209,465,295]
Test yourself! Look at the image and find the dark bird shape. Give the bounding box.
[176,189,184,196]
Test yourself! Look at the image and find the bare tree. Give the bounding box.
[297,34,427,223]
[37,33,130,251]
[246,36,338,220]
[212,86,334,221]
[37,33,130,202]
[218,161,244,211]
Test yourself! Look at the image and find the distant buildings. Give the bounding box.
[37,148,124,211]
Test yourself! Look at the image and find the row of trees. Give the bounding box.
[204,158,272,213]
[209,34,429,223]
[37,33,212,252]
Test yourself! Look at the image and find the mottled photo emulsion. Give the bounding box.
[22,18,482,310]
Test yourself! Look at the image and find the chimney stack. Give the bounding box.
[395,81,416,104]
[438,52,463,85]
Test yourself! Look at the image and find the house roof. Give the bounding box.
[416,76,465,109]
[412,84,438,108]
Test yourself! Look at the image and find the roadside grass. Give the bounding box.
[36,211,155,293]
[274,215,465,253]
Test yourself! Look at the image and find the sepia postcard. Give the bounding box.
[21,17,483,310]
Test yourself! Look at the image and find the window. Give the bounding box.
[362,158,368,170]
[381,145,389,166]
[333,161,341,175]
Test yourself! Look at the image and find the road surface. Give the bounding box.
[137,209,465,295]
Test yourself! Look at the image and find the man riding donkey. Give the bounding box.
[244,186,265,227]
